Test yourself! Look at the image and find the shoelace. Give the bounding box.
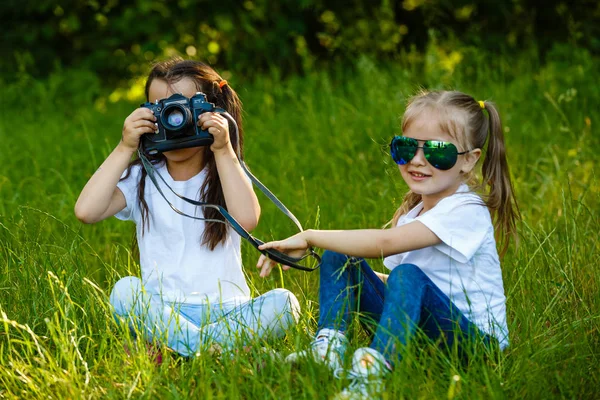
[333,367,363,380]
[315,335,348,357]
[334,364,390,381]
[312,335,334,349]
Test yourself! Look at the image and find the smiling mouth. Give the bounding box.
[409,171,431,178]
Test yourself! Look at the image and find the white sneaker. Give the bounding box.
[333,347,391,400]
[285,328,348,371]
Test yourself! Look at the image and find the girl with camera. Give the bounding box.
[256,90,520,398]
[75,58,299,358]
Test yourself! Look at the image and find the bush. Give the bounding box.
[2,0,599,86]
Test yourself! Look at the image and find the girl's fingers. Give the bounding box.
[140,126,156,135]
[257,254,294,276]
[132,125,156,135]
[132,120,158,131]
[199,116,227,130]
[207,127,222,136]
[123,126,154,142]
[200,112,224,120]
[258,241,278,250]
[145,109,157,120]
[135,107,157,120]
[199,119,216,127]
[257,254,267,268]
[259,260,274,278]
[199,113,225,125]
[201,120,227,133]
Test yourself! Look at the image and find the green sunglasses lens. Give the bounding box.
[390,136,418,165]
[422,141,458,170]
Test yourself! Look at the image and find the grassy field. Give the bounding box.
[0,45,599,398]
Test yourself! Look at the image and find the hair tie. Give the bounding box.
[478,100,485,109]
[218,80,228,89]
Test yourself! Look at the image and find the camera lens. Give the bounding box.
[160,104,192,135]
[166,110,185,127]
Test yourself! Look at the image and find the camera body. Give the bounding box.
[140,92,223,155]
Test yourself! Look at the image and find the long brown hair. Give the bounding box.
[122,57,244,250]
[390,90,521,257]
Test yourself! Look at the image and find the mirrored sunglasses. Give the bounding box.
[389,136,469,171]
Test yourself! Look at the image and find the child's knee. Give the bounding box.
[387,264,427,289]
[259,288,301,331]
[109,276,142,314]
[272,288,301,323]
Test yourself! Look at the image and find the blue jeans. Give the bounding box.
[110,276,300,357]
[318,251,494,364]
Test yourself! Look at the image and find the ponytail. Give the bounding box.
[480,101,521,257]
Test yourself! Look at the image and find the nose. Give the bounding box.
[409,147,427,166]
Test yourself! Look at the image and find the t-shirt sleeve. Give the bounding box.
[416,194,492,263]
[115,165,141,222]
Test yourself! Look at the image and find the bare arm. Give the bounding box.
[201,112,260,231]
[256,221,441,277]
[74,107,157,224]
[74,143,134,223]
[303,221,441,258]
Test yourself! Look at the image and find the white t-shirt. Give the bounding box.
[383,184,509,349]
[116,163,251,305]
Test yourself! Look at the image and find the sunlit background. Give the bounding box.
[1,1,599,398]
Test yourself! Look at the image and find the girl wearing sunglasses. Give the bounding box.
[256,90,520,398]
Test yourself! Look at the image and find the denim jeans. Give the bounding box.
[317,251,494,363]
[110,276,300,357]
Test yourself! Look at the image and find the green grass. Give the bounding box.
[0,45,599,398]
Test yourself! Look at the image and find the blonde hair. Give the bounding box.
[389,90,521,257]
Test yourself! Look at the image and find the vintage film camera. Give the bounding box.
[140,92,224,155]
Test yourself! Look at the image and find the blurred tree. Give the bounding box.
[1,0,598,85]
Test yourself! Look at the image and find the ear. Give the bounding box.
[460,148,481,174]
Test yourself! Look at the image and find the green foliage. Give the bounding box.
[0,46,599,398]
[2,0,599,86]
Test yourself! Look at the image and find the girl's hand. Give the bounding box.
[256,233,310,278]
[121,108,157,152]
[199,112,230,153]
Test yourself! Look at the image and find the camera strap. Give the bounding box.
[137,112,320,272]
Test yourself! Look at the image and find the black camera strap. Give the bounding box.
[137,112,320,272]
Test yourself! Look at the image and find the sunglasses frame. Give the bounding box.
[389,136,470,170]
